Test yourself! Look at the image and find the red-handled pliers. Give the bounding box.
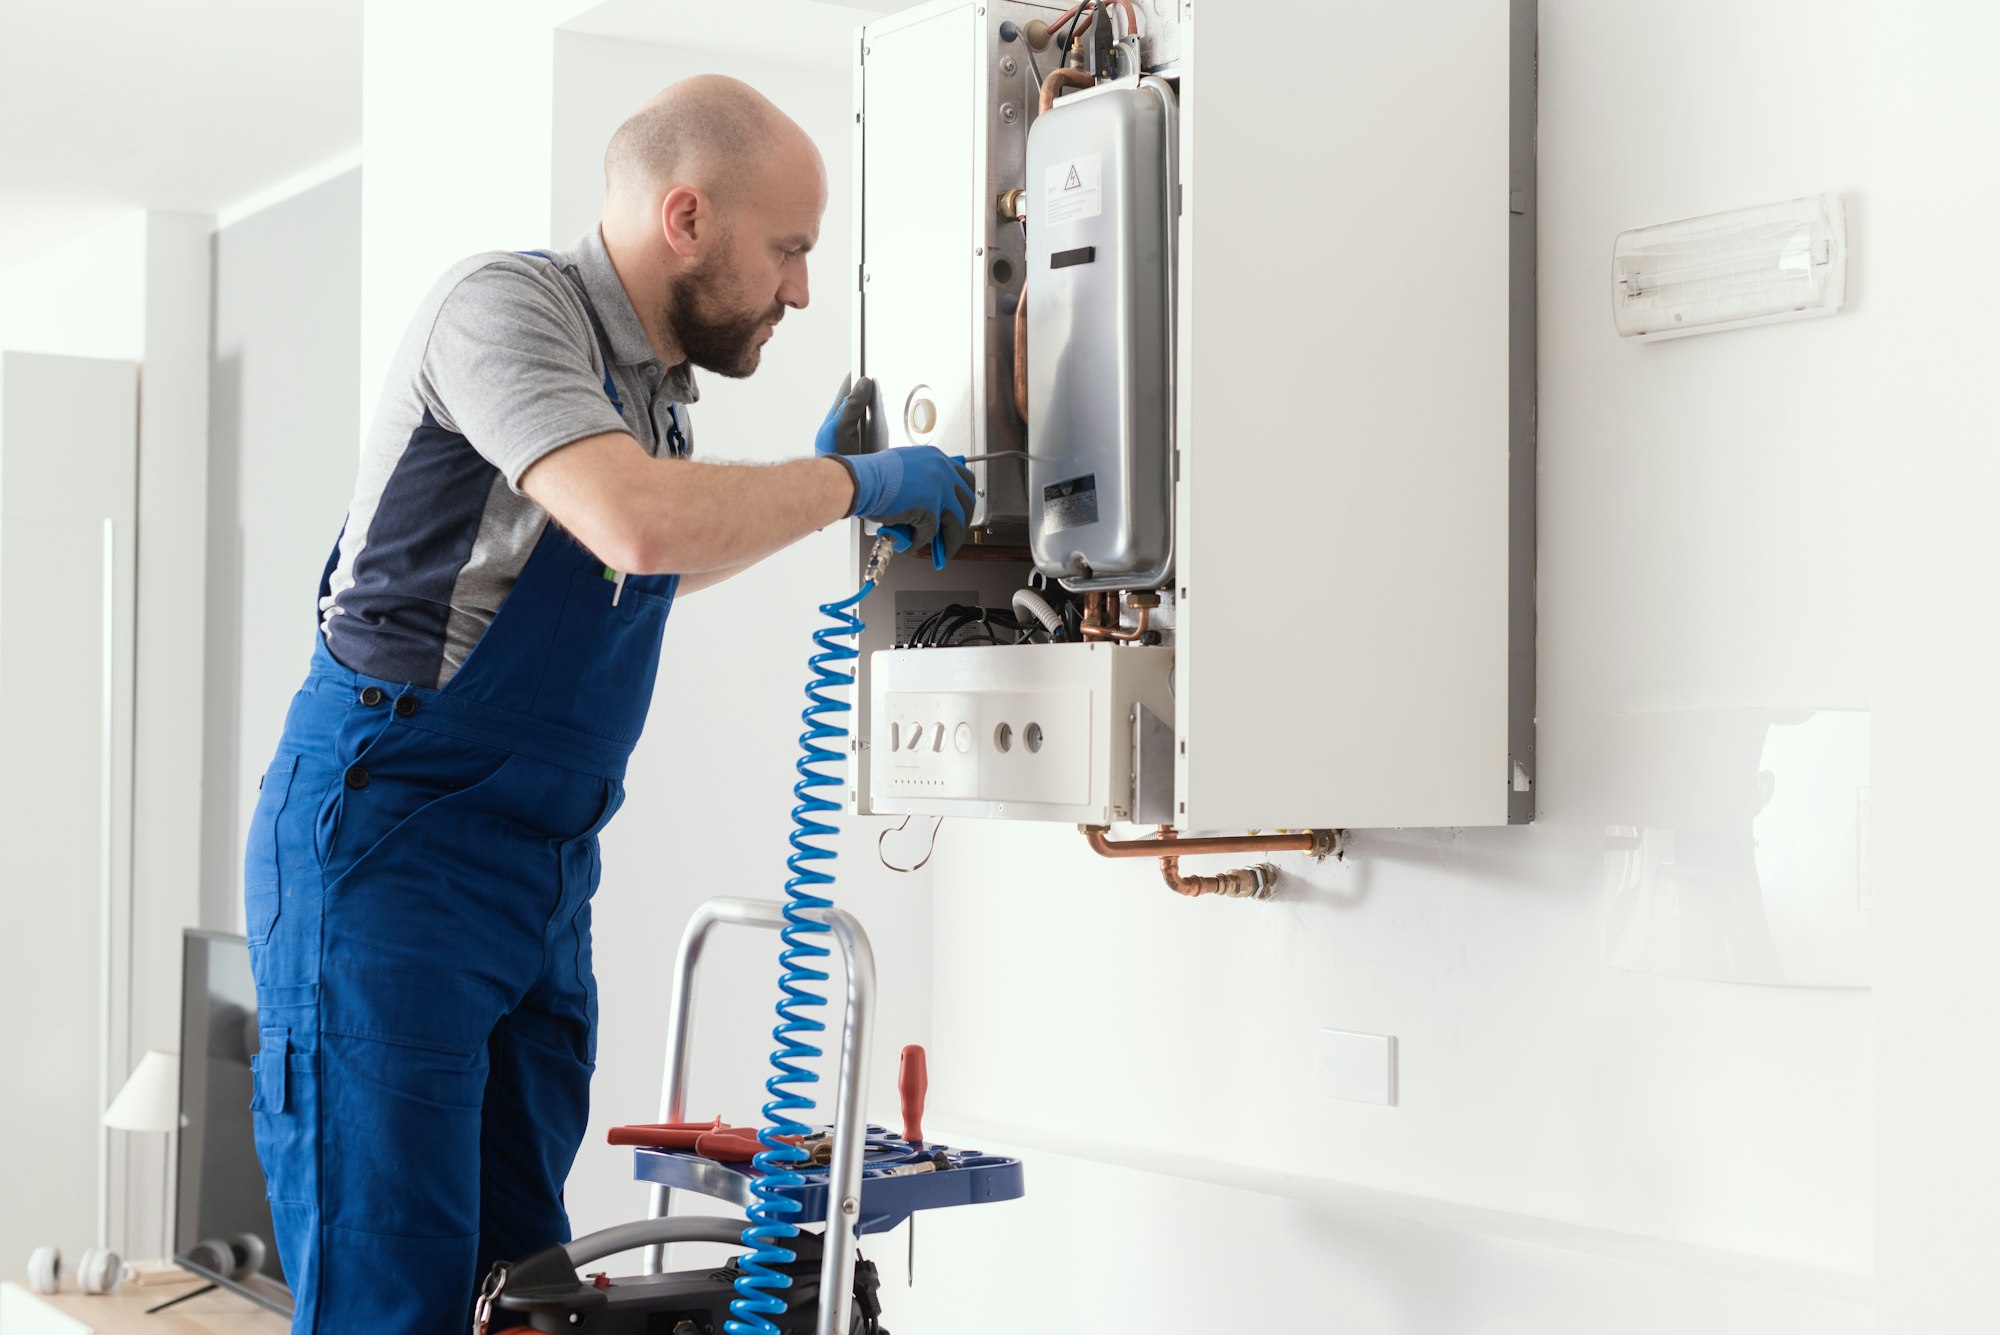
[607,1118,799,1164]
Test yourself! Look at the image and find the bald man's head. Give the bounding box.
[605,75,793,210]
[597,75,828,378]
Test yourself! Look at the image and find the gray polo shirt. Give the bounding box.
[320,227,698,688]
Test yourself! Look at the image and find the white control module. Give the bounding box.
[867,643,1174,824]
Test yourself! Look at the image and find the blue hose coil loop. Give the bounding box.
[727,579,876,1335]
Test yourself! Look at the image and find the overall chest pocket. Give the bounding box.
[526,567,677,740]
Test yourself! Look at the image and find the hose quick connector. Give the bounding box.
[864,532,898,585]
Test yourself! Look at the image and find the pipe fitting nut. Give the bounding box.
[1251,863,1280,899]
[1217,864,1280,899]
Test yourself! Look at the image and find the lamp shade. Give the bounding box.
[103,1049,179,1133]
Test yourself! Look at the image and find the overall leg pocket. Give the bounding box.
[248,1027,319,1206]
[243,755,299,945]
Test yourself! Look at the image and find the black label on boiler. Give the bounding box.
[1043,474,1100,532]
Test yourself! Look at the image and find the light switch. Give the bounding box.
[1315,1028,1397,1106]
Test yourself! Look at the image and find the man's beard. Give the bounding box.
[664,266,781,379]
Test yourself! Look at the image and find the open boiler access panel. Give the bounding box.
[844,0,1537,835]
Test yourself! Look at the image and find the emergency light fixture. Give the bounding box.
[1613,193,1847,340]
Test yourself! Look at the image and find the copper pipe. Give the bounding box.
[1160,854,1275,900]
[1080,825,1336,859]
[1099,605,1151,642]
[1079,591,1109,639]
[1038,66,1094,114]
[1079,591,1151,642]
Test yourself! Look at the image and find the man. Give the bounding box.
[242,75,972,1333]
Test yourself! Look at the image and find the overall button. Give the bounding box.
[344,764,370,791]
[394,694,419,717]
[359,686,386,707]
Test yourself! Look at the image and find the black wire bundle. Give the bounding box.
[905,604,1023,648]
[897,581,1090,649]
[1061,599,1084,643]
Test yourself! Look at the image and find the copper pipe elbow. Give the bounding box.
[1079,591,1106,639]
[1160,856,1276,900]
[1079,592,1149,642]
[1098,604,1151,642]
[1038,67,1094,115]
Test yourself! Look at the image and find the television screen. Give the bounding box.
[175,930,290,1315]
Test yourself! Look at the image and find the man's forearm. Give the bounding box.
[520,432,859,577]
[675,561,754,595]
[628,455,853,574]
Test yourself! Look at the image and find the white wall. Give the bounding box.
[1869,5,2000,1331]
[0,213,148,359]
[547,29,935,1245]
[360,0,589,429]
[202,169,363,931]
[902,1139,1867,1334]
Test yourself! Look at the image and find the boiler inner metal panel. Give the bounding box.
[1025,81,1176,590]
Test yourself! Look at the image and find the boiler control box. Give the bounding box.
[868,644,1174,825]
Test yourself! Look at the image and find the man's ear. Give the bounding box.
[661,185,707,259]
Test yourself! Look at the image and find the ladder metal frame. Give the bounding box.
[643,895,878,1335]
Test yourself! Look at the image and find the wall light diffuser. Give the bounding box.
[1614,193,1847,340]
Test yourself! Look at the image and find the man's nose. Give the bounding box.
[781,268,810,312]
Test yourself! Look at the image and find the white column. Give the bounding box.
[128,210,215,1257]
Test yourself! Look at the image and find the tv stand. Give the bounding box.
[1,1266,285,1333]
[143,1282,217,1315]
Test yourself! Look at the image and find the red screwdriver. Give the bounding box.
[899,1045,927,1148]
[898,1044,929,1286]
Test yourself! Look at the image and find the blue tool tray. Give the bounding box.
[632,1124,1024,1235]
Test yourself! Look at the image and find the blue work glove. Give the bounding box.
[832,444,976,570]
[815,374,873,458]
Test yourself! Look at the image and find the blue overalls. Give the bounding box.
[244,278,682,1333]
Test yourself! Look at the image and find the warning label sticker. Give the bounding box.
[1045,153,1103,227]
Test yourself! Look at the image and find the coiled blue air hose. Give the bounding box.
[727,541,890,1335]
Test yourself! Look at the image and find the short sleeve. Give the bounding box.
[418,261,631,490]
